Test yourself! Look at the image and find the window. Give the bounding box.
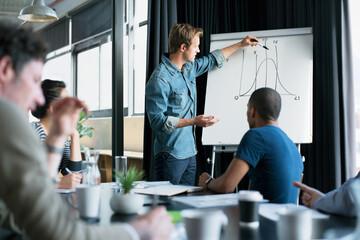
[42,0,147,117]
[100,42,113,109]
[37,0,148,154]
[77,41,112,112]
[124,0,148,115]
[77,47,100,110]
[349,0,360,170]
[42,53,72,95]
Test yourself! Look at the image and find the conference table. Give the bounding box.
[65,183,357,240]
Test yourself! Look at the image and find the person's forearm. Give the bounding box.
[45,134,66,179]
[221,42,244,59]
[177,118,195,128]
[70,134,82,162]
[207,176,236,193]
[207,158,250,193]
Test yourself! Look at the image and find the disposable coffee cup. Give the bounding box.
[181,209,228,240]
[238,190,263,228]
[75,184,101,222]
[277,208,312,240]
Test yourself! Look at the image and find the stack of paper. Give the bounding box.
[172,193,239,208]
[132,184,203,196]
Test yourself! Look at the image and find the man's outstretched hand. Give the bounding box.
[293,181,325,208]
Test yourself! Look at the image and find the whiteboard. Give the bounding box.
[202,28,313,145]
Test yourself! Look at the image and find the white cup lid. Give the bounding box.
[181,209,225,219]
[238,190,263,201]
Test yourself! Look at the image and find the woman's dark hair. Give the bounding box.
[31,79,66,119]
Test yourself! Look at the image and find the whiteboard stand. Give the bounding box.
[207,145,238,178]
[211,146,215,177]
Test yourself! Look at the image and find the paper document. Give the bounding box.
[133,181,171,189]
[172,193,239,208]
[132,184,203,196]
[259,203,329,221]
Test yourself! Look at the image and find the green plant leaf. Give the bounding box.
[76,109,94,139]
[114,166,144,194]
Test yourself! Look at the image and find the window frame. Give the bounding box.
[73,32,117,117]
[124,0,148,117]
[42,0,148,119]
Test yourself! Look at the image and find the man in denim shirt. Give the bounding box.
[146,23,258,185]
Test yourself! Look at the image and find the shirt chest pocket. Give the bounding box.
[173,88,188,109]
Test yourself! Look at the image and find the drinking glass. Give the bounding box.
[82,149,101,185]
[115,156,127,189]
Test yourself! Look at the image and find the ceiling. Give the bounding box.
[0,0,89,31]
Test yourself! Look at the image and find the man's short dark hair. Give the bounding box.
[31,80,66,119]
[249,88,281,121]
[0,22,48,75]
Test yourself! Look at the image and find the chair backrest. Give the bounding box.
[297,173,304,205]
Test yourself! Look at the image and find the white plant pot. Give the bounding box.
[110,193,144,214]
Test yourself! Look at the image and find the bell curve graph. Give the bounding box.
[234,38,300,101]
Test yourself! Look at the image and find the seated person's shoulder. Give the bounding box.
[0,97,26,123]
[0,97,38,140]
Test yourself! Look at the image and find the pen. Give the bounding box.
[207,116,215,120]
[250,38,269,50]
[65,168,82,174]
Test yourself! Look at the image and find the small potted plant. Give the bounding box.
[110,166,145,214]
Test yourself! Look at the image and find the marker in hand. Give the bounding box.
[207,116,215,120]
[250,38,269,50]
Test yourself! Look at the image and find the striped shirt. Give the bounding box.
[31,122,81,175]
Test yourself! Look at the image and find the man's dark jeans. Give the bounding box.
[154,152,196,185]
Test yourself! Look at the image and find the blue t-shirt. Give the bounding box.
[235,126,303,204]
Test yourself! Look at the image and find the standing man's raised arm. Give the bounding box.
[221,35,258,59]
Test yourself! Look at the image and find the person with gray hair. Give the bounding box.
[293,173,360,217]
[0,22,172,240]
[199,88,303,204]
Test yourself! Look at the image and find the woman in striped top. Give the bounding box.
[31,79,82,189]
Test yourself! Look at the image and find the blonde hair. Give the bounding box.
[168,23,203,53]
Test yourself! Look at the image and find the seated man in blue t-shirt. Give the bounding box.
[199,88,304,204]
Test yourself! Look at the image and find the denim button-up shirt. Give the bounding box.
[145,49,225,159]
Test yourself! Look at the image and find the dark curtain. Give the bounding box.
[71,0,112,43]
[38,18,69,52]
[143,0,177,180]
[306,0,356,192]
[177,0,355,193]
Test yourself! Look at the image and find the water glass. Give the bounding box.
[115,156,127,188]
